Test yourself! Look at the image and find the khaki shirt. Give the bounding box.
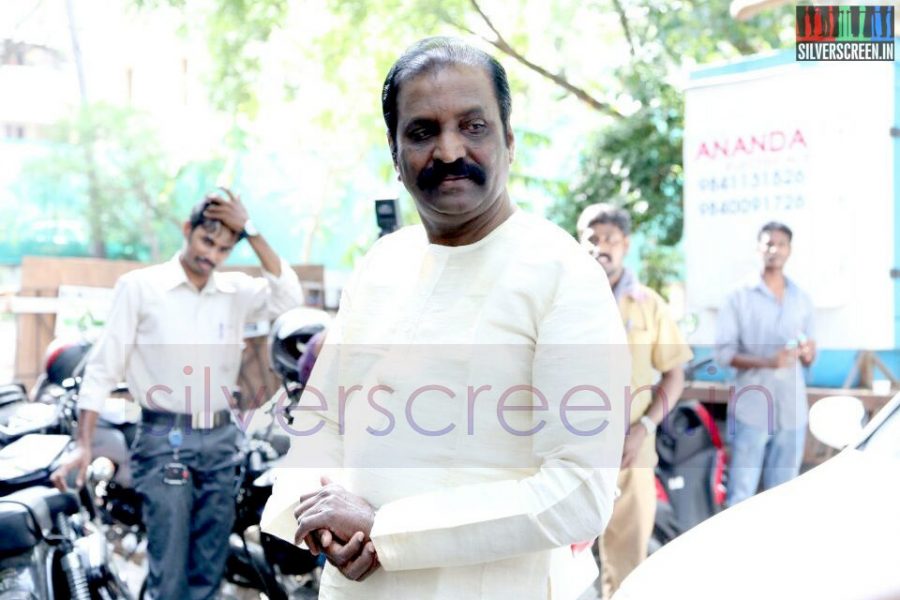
[616,278,693,425]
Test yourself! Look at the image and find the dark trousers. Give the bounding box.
[132,422,241,600]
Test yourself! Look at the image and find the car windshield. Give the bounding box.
[860,403,900,459]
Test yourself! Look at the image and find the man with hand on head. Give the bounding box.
[263,37,630,600]
[51,189,303,600]
[577,203,692,598]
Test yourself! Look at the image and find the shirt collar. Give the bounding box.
[751,271,794,299]
[161,253,236,295]
[612,268,646,303]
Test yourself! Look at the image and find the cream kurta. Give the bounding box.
[264,210,629,599]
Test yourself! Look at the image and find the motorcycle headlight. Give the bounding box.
[89,457,116,483]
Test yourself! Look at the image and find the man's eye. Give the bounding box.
[465,121,487,134]
[408,128,432,141]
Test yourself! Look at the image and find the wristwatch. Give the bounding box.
[241,219,259,240]
[639,415,657,435]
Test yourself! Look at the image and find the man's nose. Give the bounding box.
[433,131,465,163]
[595,240,613,254]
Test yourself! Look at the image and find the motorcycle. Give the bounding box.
[649,357,728,554]
[0,381,72,447]
[34,308,331,599]
[202,307,331,598]
[221,396,320,599]
[82,390,320,600]
[0,432,132,599]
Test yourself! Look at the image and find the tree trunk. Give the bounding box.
[65,0,106,258]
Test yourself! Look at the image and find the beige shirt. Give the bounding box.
[264,211,630,600]
[77,254,303,415]
[618,282,693,424]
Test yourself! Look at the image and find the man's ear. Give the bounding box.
[506,127,516,163]
[623,235,631,255]
[387,131,399,170]
[182,221,192,240]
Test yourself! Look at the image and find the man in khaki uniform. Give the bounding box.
[578,204,693,597]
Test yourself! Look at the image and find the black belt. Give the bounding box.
[140,408,232,430]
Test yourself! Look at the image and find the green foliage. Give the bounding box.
[16,104,220,261]
[130,0,288,136]
[550,60,684,245]
[117,0,795,285]
[550,0,795,292]
[643,0,795,63]
[203,0,289,118]
[638,241,681,302]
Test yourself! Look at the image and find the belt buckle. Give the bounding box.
[191,411,212,430]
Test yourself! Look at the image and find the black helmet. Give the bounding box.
[44,338,92,386]
[268,308,331,383]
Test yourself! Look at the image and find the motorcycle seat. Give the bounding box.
[0,383,27,408]
[0,434,70,495]
[0,486,79,557]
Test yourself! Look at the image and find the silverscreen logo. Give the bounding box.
[796,5,895,61]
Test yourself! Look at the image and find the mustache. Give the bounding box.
[416,159,487,191]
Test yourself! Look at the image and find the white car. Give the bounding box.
[614,392,900,600]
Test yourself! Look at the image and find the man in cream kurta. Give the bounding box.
[263,37,629,599]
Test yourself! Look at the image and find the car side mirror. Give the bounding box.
[809,395,866,450]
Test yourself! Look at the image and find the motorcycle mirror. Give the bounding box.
[809,395,866,450]
[679,312,700,336]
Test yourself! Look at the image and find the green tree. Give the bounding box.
[127,0,795,278]
[553,1,795,244]
[18,104,219,261]
[549,1,794,292]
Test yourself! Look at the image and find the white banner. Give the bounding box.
[684,59,895,349]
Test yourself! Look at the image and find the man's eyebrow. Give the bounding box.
[403,117,436,131]
[403,108,489,130]
[457,108,487,119]
[203,234,234,250]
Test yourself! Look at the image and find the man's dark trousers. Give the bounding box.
[132,420,241,600]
